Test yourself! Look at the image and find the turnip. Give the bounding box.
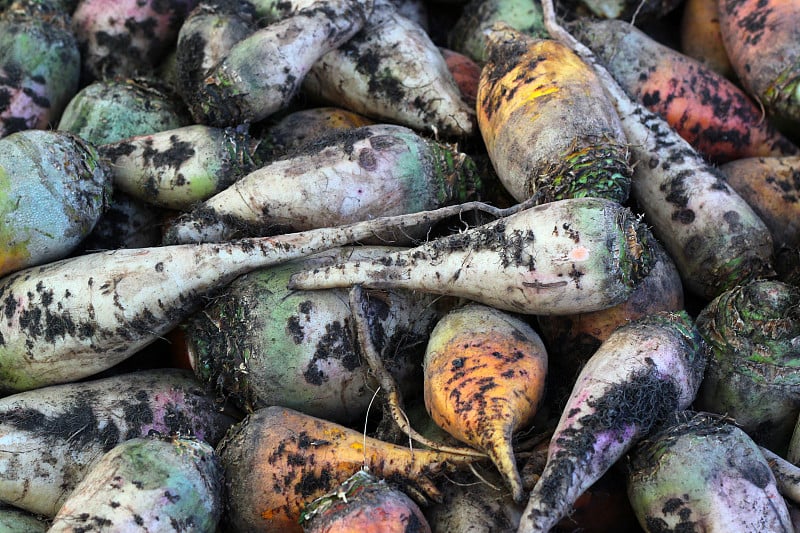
[517,311,708,532]
[302,0,475,138]
[477,25,631,205]
[47,435,224,533]
[299,469,432,533]
[100,124,263,210]
[626,412,793,531]
[541,0,774,300]
[183,246,441,424]
[290,197,654,316]
[187,0,373,126]
[0,129,110,278]
[0,200,518,392]
[0,369,235,517]
[163,124,482,244]
[694,279,800,454]
[0,0,80,138]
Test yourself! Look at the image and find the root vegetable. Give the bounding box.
[626,412,793,531]
[694,280,800,454]
[0,369,235,517]
[48,436,224,533]
[299,469,432,533]
[718,0,800,123]
[217,405,482,533]
[184,246,440,424]
[0,0,80,138]
[0,130,110,278]
[289,197,654,316]
[423,303,547,502]
[718,156,800,248]
[477,25,631,205]
[439,47,480,108]
[100,124,262,210]
[71,0,199,80]
[0,201,515,392]
[517,311,708,532]
[541,0,774,300]
[302,0,475,138]
[188,0,373,126]
[573,18,798,164]
[447,0,547,63]
[680,0,734,78]
[760,445,800,506]
[163,124,481,244]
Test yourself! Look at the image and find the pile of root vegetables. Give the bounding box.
[2,0,800,530]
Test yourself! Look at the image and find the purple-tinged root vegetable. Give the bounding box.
[0,369,235,517]
[517,311,708,532]
[188,0,373,126]
[48,435,224,533]
[0,0,80,138]
[626,412,793,531]
[163,124,482,244]
[302,0,475,138]
[100,124,262,210]
[290,197,654,316]
[0,129,110,278]
[71,0,199,80]
[694,279,800,455]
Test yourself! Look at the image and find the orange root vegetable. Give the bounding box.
[718,0,800,123]
[573,18,799,163]
[217,406,482,533]
[680,0,734,79]
[477,25,631,205]
[423,303,547,503]
[299,469,432,533]
[718,156,800,248]
[439,47,481,108]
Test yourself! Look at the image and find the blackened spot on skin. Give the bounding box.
[404,511,426,533]
[642,91,661,107]
[100,141,137,161]
[735,458,772,489]
[287,315,304,344]
[296,469,332,498]
[672,208,695,224]
[357,148,377,170]
[141,135,196,170]
[303,319,359,385]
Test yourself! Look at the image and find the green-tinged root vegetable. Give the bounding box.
[538,238,684,395]
[0,504,48,532]
[188,0,373,126]
[694,280,800,454]
[57,76,191,146]
[0,1,80,138]
[579,0,681,21]
[477,26,630,205]
[626,412,793,531]
[290,197,654,316]
[0,369,235,517]
[760,445,800,506]
[71,0,199,81]
[541,0,775,300]
[719,156,800,249]
[163,124,481,244]
[447,0,547,64]
[423,303,548,502]
[184,246,441,423]
[217,405,483,533]
[0,201,517,392]
[302,0,475,138]
[0,130,110,278]
[299,469,432,532]
[517,311,708,532]
[100,124,262,210]
[718,0,800,123]
[175,1,256,103]
[48,435,224,533]
[572,18,798,164]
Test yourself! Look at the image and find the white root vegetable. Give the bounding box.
[0,369,234,517]
[541,0,774,300]
[517,311,708,532]
[0,201,521,392]
[759,446,800,506]
[290,197,653,316]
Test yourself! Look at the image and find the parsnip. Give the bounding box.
[290,197,653,315]
[0,369,235,517]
